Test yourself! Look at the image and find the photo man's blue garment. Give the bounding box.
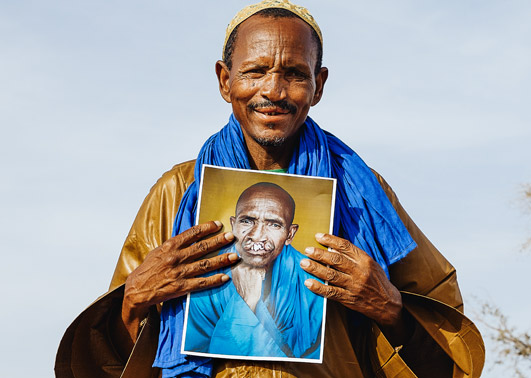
[184,244,324,359]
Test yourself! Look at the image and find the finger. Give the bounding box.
[304,278,353,304]
[173,221,224,249]
[315,233,365,260]
[300,258,351,287]
[304,246,352,271]
[186,273,231,293]
[178,231,235,263]
[182,253,240,277]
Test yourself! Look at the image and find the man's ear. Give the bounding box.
[230,216,236,230]
[285,224,299,245]
[311,67,329,106]
[216,60,232,103]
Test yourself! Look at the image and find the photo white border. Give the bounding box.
[181,164,337,364]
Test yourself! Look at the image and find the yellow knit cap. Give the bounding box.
[222,0,322,60]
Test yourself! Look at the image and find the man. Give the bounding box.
[56,1,485,377]
[183,182,323,359]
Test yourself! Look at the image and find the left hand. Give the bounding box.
[300,233,403,327]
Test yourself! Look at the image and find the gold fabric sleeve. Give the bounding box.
[109,160,195,291]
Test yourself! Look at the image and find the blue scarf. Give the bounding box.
[153,114,416,377]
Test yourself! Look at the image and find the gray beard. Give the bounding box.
[253,136,286,147]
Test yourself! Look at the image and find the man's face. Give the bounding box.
[216,15,328,150]
[230,190,298,269]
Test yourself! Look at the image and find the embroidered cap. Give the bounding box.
[222,0,322,60]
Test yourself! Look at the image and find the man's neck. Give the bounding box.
[231,263,268,312]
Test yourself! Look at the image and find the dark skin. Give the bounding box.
[118,14,412,355]
[118,222,238,351]
[215,16,327,170]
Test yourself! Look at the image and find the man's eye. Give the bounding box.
[244,68,265,76]
[270,223,282,229]
[240,219,252,225]
[286,69,308,80]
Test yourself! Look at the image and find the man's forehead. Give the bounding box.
[237,190,287,210]
[237,15,312,46]
[222,0,322,61]
[236,187,293,214]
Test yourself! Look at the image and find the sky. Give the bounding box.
[0,1,530,377]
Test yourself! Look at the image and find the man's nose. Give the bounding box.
[248,222,267,241]
[259,73,287,102]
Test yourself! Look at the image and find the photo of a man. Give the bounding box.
[183,179,327,360]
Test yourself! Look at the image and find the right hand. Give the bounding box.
[122,221,238,339]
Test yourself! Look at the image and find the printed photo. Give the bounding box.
[182,165,336,363]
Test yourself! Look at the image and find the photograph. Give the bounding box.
[182,165,336,362]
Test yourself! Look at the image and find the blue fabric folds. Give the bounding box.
[153,114,417,377]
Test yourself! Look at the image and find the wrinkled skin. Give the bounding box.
[301,233,403,327]
[230,185,298,269]
[215,15,328,170]
[121,222,238,344]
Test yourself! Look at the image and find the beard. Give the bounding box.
[253,134,287,147]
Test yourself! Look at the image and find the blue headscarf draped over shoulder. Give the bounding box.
[153,115,416,377]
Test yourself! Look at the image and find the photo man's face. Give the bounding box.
[230,189,298,269]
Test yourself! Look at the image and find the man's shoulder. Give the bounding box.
[143,159,197,200]
[156,159,196,187]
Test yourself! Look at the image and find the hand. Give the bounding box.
[300,233,403,327]
[122,221,238,341]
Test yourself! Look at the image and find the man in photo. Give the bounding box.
[184,182,324,359]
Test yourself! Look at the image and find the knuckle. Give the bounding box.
[337,239,352,251]
[188,225,202,238]
[160,239,177,253]
[198,258,211,272]
[330,252,343,265]
[164,253,178,266]
[326,269,339,282]
[195,240,210,254]
[196,277,209,289]
[325,286,340,300]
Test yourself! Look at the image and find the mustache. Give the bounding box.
[242,239,275,252]
[247,99,297,114]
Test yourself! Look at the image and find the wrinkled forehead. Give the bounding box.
[235,15,317,58]
[235,187,295,221]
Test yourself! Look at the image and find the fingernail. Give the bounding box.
[300,259,310,268]
[214,220,222,227]
[221,274,230,282]
[305,247,313,255]
[304,279,312,288]
[315,232,324,239]
[228,253,239,262]
[224,232,234,241]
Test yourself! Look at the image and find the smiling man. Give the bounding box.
[56,1,484,378]
[183,182,324,359]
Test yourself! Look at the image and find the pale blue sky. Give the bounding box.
[1,1,530,377]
